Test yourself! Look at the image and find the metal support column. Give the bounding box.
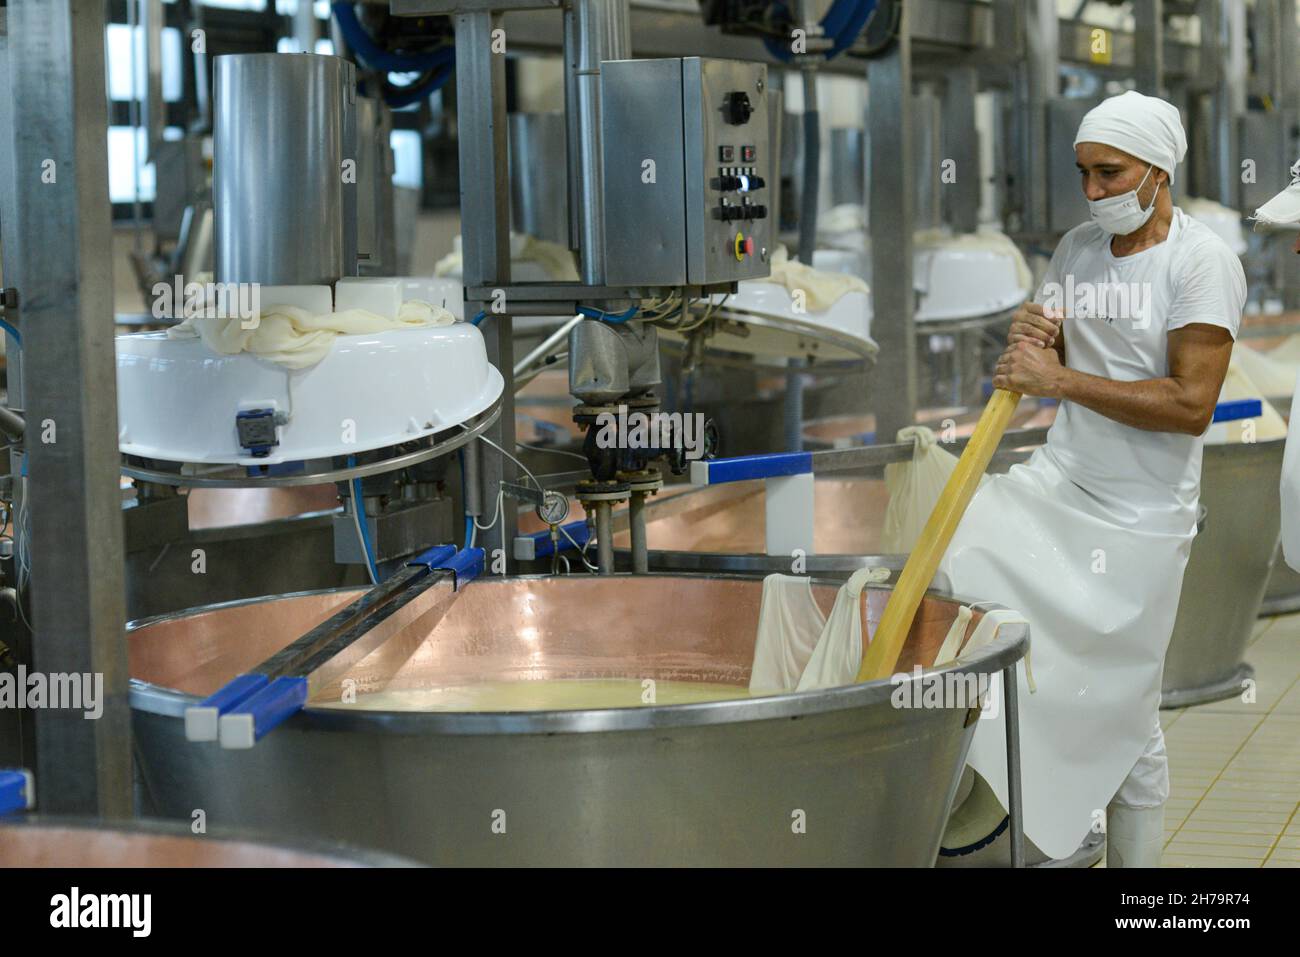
[1003,664,1025,868]
[1133,0,1164,97]
[1020,0,1058,237]
[868,1,916,444]
[563,0,629,284]
[454,10,517,565]
[1215,0,1246,208]
[1,0,131,816]
[1276,0,1300,115]
[942,68,980,234]
[1192,0,1222,200]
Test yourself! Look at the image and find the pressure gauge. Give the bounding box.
[536,490,570,526]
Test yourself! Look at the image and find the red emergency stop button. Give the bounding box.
[734,232,755,261]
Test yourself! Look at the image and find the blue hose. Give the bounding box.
[763,0,875,62]
[332,2,455,107]
[827,0,878,58]
[0,318,20,348]
[332,2,453,73]
[384,66,453,109]
[458,449,476,549]
[577,304,638,324]
[350,475,379,582]
[345,454,379,583]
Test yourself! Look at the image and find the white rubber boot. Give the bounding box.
[1106,802,1165,868]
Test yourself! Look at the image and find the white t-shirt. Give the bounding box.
[1033,208,1246,533]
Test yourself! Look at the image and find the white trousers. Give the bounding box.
[1111,712,1170,809]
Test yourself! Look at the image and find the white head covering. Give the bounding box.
[1073,90,1188,185]
[1252,158,1300,226]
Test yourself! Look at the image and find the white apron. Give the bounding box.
[1282,369,1300,574]
[938,443,1195,860]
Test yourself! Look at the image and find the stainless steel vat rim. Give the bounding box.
[635,549,906,574]
[1203,435,1287,457]
[127,574,1029,734]
[120,400,501,489]
[3,814,423,867]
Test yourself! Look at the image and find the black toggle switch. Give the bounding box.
[723,91,753,125]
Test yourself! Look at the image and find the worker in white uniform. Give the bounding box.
[1250,159,1300,576]
[939,91,1246,867]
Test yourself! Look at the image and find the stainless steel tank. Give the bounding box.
[128,575,1027,866]
[1163,439,1285,707]
[213,53,357,286]
[0,818,414,867]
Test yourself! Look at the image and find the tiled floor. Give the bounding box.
[1157,613,1300,868]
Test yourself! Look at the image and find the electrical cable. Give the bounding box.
[0,318,21,347]
[516,440,588,463]
[345,455,378,584]
[466,427,545,492]
[472,487,505,532]
[560,522,598,573]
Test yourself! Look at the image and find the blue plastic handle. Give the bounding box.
[1212,398,1263,423]
[527,520,589,559]
[0,769,33,817]
[218,676,309,750]
[440,546,485,587]
[407,543,458,570]
[185,673,270,742]
[692,451,813,485]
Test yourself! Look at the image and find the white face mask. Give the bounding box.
[1087,164,1158,235]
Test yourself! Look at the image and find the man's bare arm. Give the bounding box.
[994,323,1233,435]
[1057,324,1232,434]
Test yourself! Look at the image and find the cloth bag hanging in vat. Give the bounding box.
[749,568,890,694]
[880,426,991,555]
[749,569,1023,694]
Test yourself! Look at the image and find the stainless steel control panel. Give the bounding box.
[601,57,772,287]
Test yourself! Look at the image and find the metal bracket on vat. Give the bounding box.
[183,545,485,749]
[686,426,1052,558]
